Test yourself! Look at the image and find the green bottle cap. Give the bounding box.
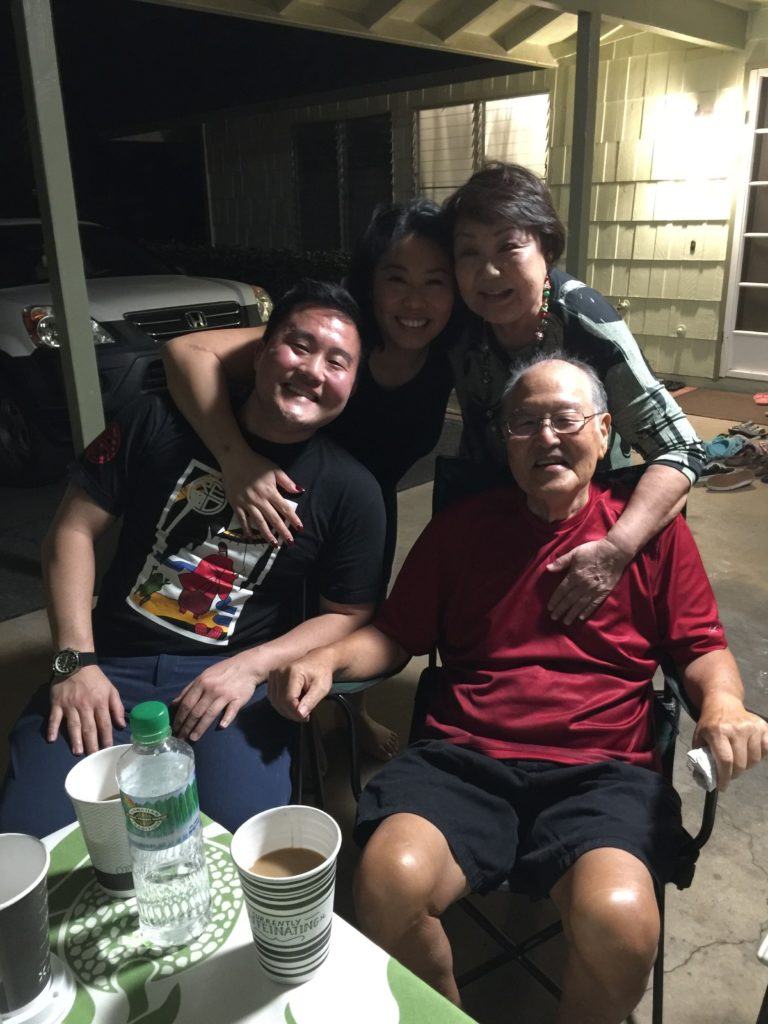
[130,701,171,744]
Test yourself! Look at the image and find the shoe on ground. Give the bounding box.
[705,468,756,491]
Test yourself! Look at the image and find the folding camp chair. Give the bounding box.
[291,677,383,807]
[289,579,387,808]
[415,455,720,1024]
[756,934,768,1024]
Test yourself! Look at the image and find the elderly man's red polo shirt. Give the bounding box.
[374,482,726,769]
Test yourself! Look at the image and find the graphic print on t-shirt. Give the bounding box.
[126,459,294,645]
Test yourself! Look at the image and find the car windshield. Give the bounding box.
[0,224,172,288]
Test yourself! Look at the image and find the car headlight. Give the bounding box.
[22,306,116,348]
[251,286,273,323]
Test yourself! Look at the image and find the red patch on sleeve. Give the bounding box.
[85,421,122,464]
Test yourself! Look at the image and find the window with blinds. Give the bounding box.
[484,94,549,176]
[295,122,340,250]
[417,93,549,202]
[294,114,392,251]
[417,104,475,204]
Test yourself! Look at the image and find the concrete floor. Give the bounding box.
[1,412,767,1022]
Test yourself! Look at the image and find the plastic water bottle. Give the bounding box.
[117,701,211,946]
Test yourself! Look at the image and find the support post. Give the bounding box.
[12,0,104,453]
[566,9,600,282]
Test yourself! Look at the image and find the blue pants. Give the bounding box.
[0,655,294,838]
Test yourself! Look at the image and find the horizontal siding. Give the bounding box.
[204,28,761,379]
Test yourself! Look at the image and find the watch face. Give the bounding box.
[53,649,79,676]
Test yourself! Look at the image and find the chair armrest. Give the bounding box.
[654,656,719,855]
[691,789,718,851]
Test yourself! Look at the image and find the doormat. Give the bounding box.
[675,388,766,423]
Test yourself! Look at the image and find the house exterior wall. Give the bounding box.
[204,29,766,382]
[550,35,745,381]
[204,68,551,248]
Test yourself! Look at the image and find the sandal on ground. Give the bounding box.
[753,393,768,405]
[705,468,756,491]
[705,434,747,460]
[728,421,768,439]
[723,440,768,472]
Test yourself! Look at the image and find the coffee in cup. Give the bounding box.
[249,847,326,878]
[231,805,342,985]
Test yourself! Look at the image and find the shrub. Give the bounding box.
[143,241,352,300]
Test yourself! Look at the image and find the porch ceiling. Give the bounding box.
[137,0,760,67]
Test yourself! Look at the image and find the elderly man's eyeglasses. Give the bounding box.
[503,410,602,439]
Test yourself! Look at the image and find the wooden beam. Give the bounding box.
[492,40,557,66]
[139,0,746,50]
[358,0,406,31]
[566,9,599,281]
[430,31,557,65]
[420,0,499,42]
[526,0,746,50]
[135,0,538,62]
[548,20,632,60]
[493,8,561,54]
[11,0,104,452]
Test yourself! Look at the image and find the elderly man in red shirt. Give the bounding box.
[268,354,768,1024]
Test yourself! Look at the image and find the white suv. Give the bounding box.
[0,220,272,485]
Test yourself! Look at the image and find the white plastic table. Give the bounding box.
[43,818,476,1024]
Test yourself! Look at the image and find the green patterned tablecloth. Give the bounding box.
[44,820,476,1024]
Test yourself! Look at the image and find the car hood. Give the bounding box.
[0,275,255,321]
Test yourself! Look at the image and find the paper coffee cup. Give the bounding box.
[231,805,342,985]
[0,833,52,1017]
[64,745,133,897]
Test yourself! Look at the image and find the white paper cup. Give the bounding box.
[64,745,133,897]
[231,805,342,985]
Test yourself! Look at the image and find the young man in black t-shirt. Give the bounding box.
[0,281,385,837]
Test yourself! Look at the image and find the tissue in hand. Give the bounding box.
[685,747,718,792]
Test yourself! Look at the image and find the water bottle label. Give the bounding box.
[121,776,201,851]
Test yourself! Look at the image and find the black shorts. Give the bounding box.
[354,740,698,899]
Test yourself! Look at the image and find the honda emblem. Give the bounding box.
[185,310,208,329]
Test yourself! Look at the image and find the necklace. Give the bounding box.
[471,275,556,444]
[480,274,554,381]
[534,275,552,344]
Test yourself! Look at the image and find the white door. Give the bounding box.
[722,69,768,381]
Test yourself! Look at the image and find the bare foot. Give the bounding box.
[357,710,399,761]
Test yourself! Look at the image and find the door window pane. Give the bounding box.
[742,237,768,282]
[746,185,768,234]
[759,77,768,129]
[736,286,768,332]
[751,132,768,181]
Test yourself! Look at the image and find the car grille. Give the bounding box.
[123,301,244,342]
[141,360,167,394]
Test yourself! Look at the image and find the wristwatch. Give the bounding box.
[50,648,98,679]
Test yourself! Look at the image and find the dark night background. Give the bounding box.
[1,0,512,244]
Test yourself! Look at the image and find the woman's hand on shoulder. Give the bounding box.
[221,450,303,545]
[545,537,631,625]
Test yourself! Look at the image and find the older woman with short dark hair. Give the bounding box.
[442,162,705,623]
